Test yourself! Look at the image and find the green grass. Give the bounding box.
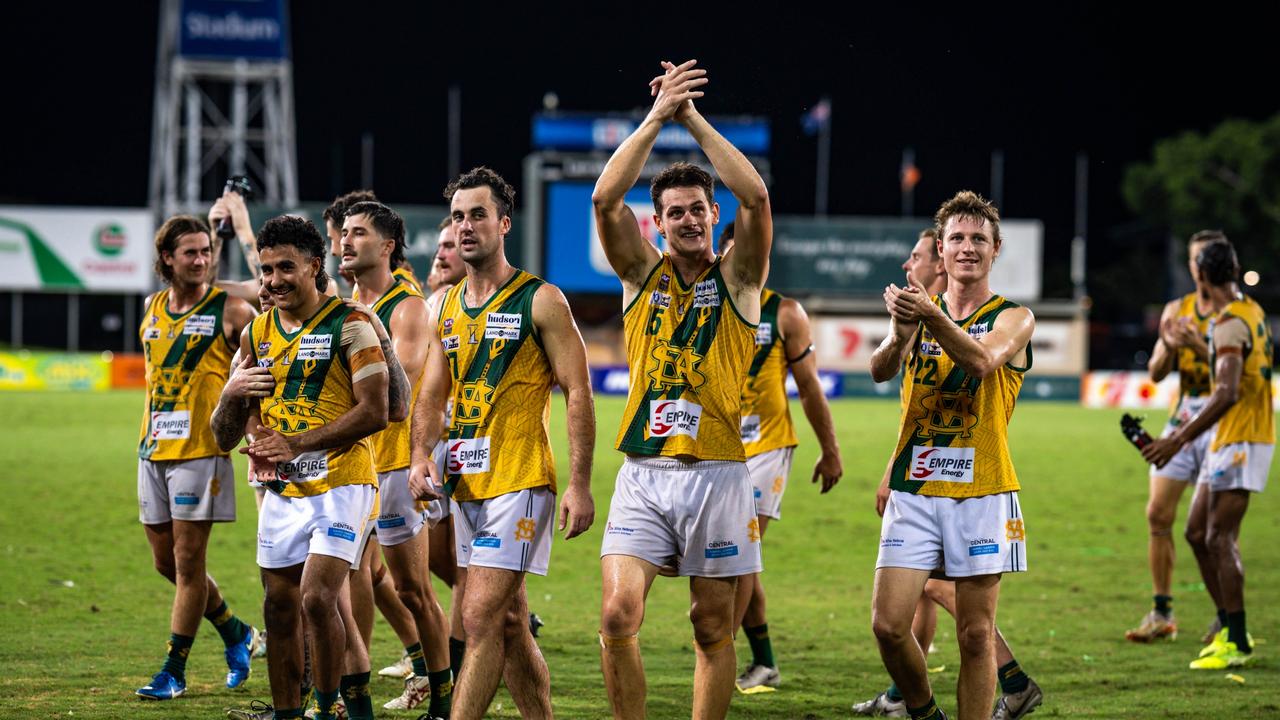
[0,393,1277,718]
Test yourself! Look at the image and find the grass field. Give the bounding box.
[0,392,1277,719]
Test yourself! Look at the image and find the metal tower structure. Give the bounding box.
[148,0,298,217]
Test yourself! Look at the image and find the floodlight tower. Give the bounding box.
[148,0,299,217]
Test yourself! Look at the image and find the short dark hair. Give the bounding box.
[323,189,378,229]
[257,215,330,291]
[650,162,715,213]
[1196,238,1239,286]
[444,167,515,220]
[1189,229,1227,248]
[153,215,210,282]
[934,191,1002,246]
[346,201,406,271]
[919,227,940,260]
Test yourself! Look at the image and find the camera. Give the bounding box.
[215,175,254,240]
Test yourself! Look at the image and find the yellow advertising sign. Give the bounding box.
[0,351,111,391]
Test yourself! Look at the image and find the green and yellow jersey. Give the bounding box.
[1209,294,1274,450]
[138,286,234,461]
[615,255,756,461]
[740,289,798,457]
[888,294,1030,498]
[437,270,556,502]
[366,279,425,473]
[249,295,384,497]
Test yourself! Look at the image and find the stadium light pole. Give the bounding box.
[1072,152,1089,302]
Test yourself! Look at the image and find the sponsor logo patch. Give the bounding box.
[257,341,272,355]
[143,327,161,340]
[473,534,501,549]
[755,322,772,346]
[327,526,356,542]
[881,536,905,548]
[150,410,191,440]
[377,515,407,529]
[968,322,989,339]
[740,414,761,444]
[276,451,329,483]
[485,312,522,340]
[649,398,702,438]
[968,543,999,557]
[182,314,217,337]
[605,521,636,536]
[442,335,460,351]
[650,291,671,309]
[174,494,199,506]
[447,437,491,475]
[705,540,739,559]
[693,279,720,308]
[297,334,331,360]
[442,318,454,334]
[909,445,975,482]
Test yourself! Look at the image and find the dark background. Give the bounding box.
[3,3,1276,362]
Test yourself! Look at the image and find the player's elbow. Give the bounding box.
[869,358,898,384]
[737,182,769,211]
[388,398,409,424]
[591,186,620,211]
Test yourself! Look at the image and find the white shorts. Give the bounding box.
[374,468,428,546]
[876,490,1027,577]
[747,446,795,520]
[138,456,236,524]
[1197,442,1273,493]
[600,456,763,578]
[453,486,555,576]
[1151,400,1212,482]
[257,484,376,569]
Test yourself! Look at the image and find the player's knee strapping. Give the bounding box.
[693,635,734,655]
[599,632,639,649]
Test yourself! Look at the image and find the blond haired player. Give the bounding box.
[135,215,259,701]
[868,191,1035,720]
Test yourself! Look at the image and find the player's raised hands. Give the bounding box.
[645,59,707,125]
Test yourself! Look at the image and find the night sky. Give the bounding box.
[5,3,1276,305]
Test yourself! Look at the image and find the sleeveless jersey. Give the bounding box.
[437,270,555,502]
[249,296,381,497]
[138,286,234,461]
[1170,293,1213,424]
[889,294,1030,498]
[365,279,425,472]
[1209,294,1274,450]
[393,265,422,293]
[615,255,756,461]
[740,289,798,456]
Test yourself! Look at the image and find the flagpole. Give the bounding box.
[815,96,831,217]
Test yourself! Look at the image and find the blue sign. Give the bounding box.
[544,181,740,293]
[179,0,288,61]
[533,115,770,155]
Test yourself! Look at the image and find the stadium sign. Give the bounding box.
[178,0,288,61]
[533,114,770,154]
[769,217,1043,300]
[0,351,111,391]
[0,207,154,292]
